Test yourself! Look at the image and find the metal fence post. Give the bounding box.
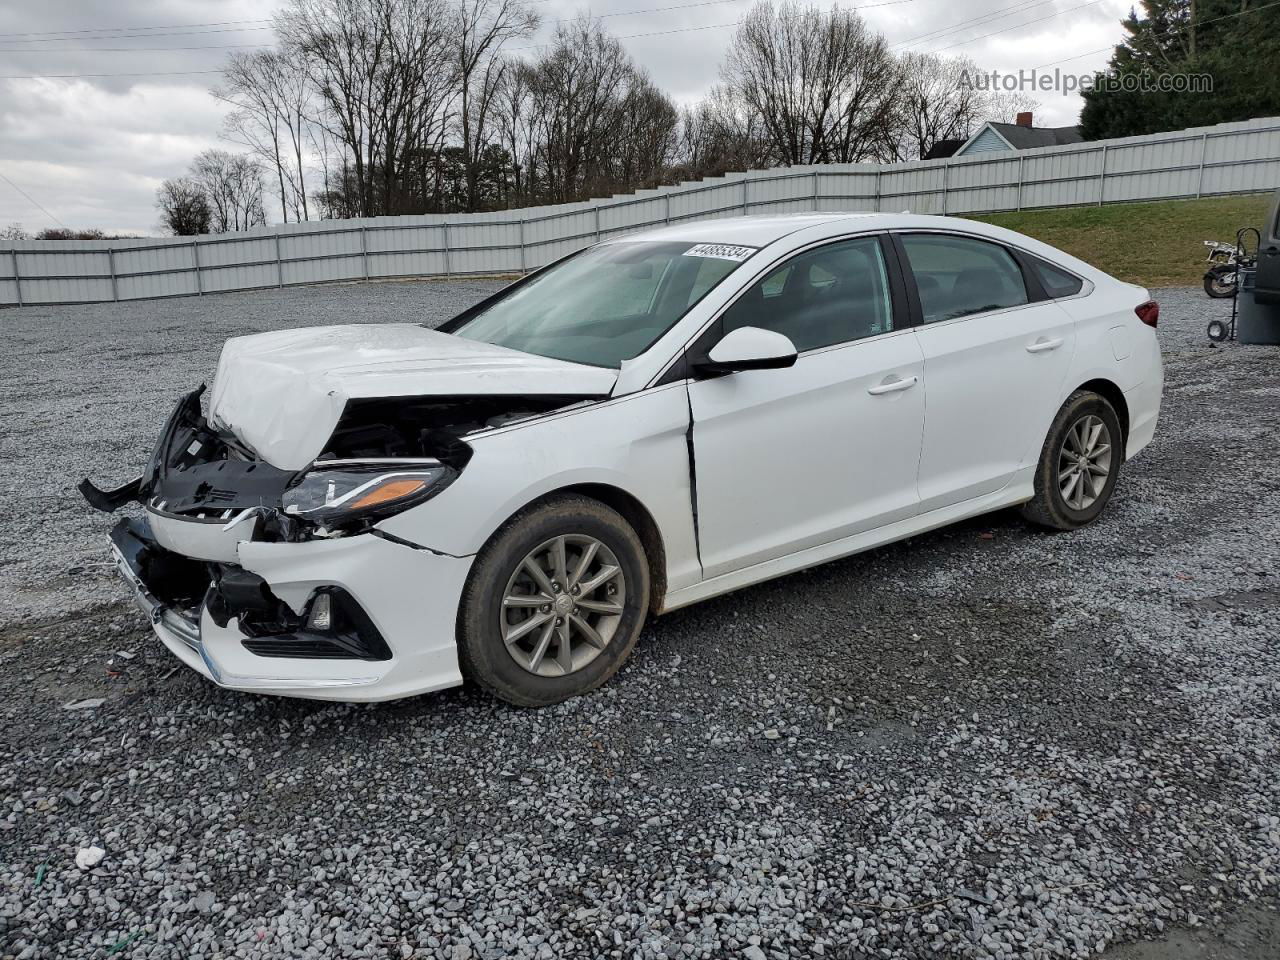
[359,225,369,280]
[107,247,119,301]
[274,233,284,288]
[1195,132,1209,198]
[664,193,671,225]
[742,179,749,215]
[812,170,820,211]
[518,215,527,273]
[594,206,601,242]
[941,161,950,215]
[192,240,203,295]
[1097,144,1108,206]
[442,220,451,276]
[874,167,881,212]
[1016,155,1025,211]
[10,249,21,307]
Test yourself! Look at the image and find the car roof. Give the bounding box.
[611,213,881,248]
[610,211,1111,285]
[606,212,1031,248]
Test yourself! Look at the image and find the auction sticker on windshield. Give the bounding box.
[684,243,756,262]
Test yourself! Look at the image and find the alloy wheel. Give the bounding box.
[1058,414,1112,510]
[500,535,626,677]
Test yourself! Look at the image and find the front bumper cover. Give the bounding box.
[109,517,472,702]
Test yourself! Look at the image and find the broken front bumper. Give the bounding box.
[110,517,474,702]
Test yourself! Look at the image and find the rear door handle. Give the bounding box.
[1026,337,1064,354]
[867,375,918,396]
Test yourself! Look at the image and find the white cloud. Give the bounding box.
[0,0,1133,234]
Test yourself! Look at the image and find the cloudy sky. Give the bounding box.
[0,0,1131,235]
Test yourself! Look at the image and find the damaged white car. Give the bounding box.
[83,213,1163,706]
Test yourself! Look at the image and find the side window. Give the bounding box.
[1026,255,1084,298]
[720,237,893,352]
[899,233,1028,323]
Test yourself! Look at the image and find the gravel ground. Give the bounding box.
[2,281,1279,960]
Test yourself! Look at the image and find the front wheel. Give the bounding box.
[457,494,650,706]
[1021,391,1124,531]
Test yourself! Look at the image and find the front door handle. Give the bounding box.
[867,375,918,396]
[1026,337,1064,354]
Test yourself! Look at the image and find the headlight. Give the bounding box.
[282,460,455,526]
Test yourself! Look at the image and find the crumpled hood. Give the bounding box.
[208,324,617,470]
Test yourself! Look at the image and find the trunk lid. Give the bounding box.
[208,324,617,470]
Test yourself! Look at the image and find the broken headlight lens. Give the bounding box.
[282,462,455,526]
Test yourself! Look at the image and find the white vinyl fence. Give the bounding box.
[3,115,1278,307]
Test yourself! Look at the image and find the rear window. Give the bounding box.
[1028,256,1085,298]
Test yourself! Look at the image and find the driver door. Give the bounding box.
[686,235,925,580]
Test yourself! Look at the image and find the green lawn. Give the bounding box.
[969,193,1274,288]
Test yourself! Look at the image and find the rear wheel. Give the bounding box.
[1203,265,1237,299]
[457,494,650,706]
[1021,391,1123,531]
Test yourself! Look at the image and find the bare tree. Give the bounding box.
[454,0,539,211]
[521,19,675,203]
[493,59,537,202]
[218,50,314,222]
[277,0,457,217]
[675,85,775,179]
[0,223,28,241]
[890,53,986,160]
[721,1,899,165]
[156,178,212,236]
[190,150,267,233]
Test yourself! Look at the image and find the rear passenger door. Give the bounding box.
[895,232,1077,512]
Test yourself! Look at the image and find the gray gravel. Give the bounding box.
[2,282,1279,959]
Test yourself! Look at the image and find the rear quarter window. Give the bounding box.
[1028,256,1085,298]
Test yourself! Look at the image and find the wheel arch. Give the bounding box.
[1074,378,1130,454]
[493,483,669,615]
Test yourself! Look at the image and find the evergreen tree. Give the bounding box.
[1080,0,1280,139]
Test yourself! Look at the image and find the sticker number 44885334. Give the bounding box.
[684,243,756,262]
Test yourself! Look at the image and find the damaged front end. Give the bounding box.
[83,384,592,675]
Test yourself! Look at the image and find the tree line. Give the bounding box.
[157,0,1035,234]
[1081,0,1279,140]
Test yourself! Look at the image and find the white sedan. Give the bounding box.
[83,213,1163,706]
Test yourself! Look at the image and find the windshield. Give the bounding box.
[449,241,753,368]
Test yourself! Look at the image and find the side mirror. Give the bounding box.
[694,326,798,376]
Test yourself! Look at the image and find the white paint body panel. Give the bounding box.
[913,301,1077,511]
[688,329,925,578]
[209,324,617,470]
[130,212,1162,702]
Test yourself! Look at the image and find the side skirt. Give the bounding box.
[661,481,1033,612]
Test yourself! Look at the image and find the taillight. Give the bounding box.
[1135,300,1159,328]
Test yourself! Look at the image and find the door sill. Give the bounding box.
[663,485,1030,613]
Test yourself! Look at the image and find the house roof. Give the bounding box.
[984,121,1083,150]
[922,138,965,160]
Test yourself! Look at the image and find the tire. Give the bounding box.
[1203,266,1236,299]
[1021,391,1124,531]
[457,494,650,707]
[1206,319,1230,342]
